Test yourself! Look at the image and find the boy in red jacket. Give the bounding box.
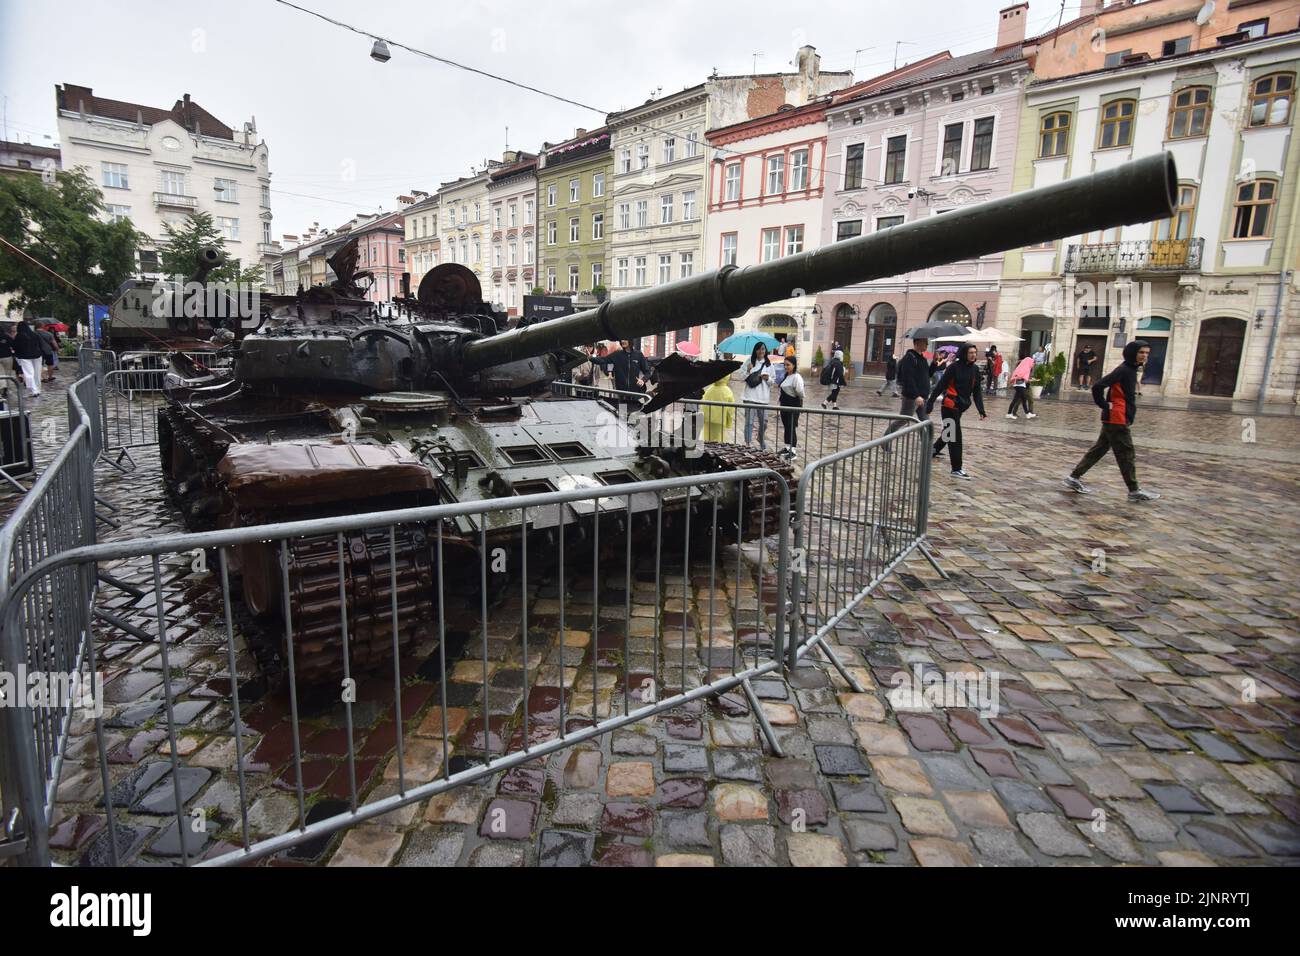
[1064,340,1159,502]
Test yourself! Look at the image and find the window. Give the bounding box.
[1162,36,1191,56]
[105,204,131,224]
[460,205,467,224]
[216,216,239,241]
[789,148,809,191]
[472,238,480,262]
[524,242,533,265]
[766,154,785,194]
[474,202,481,222]
[635,200,648,228]
[1239,18,1268,39]
[970,117,994,171]
[547,220,557,245]
[1168,87,1211,139]
[658,254,672,284]
[569,266,580,292]
[784,225,804,256]
[508,239,517,265]
[724,163,741,201]
[261,222,271,244]
[762,227,781,262]
[683,131,699,158]
[593,172,604,197]
[1154,185,1197,241]
[836,220,862,242]
[682,190,697,220]
[161,169,186,194]
[508,285,516,309]
[845,143,864,190]
[1233,179,1276,238]
[940,123,963,175]
[508,203,517,227]
[547,268,557,292]
[1098,99,1135,148]
[592,212,603,240]
[894,106,905,116]
[721,233,738,267]
[884,135,907,184]
[660,194,673,224]
[210,178,236,202]
[617,258,629,286]
[679,252,694,278]
[261,184,270,207]
[493,206,502,229]
[592,262,603,289]
[1248,73,1294,128]
[494,244,502,267]
[1039,111,1070,158]
[637,143,650,170]
[877,215,904,231]
[102,162,129,189]
[1103,49,1132,68]
[663,137,676,163]
[570,178,580,202]
[634,256,647,285]
[524,199,533,225]
[569,217,579,242]
[951,91,965,102]
[619,148,632,174]
[618,202,631,230]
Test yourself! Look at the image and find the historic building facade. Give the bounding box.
[436,165,494,303]
[487,152,538,316]
[403,191,441,294]
[537,130,611,303]
[816,15,1030,374]
[999,25,1300,401]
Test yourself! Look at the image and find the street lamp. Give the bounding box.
[370,39,392,63]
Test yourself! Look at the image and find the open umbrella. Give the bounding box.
[716,331,780,356]
[932,327,1024,347]
[905,321,967,341]
[674,340,701,357]
[45,322,70,333]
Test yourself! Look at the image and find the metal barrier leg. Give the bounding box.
[740,677,783,756]
[803,634,866,693]
[917,541,949,579]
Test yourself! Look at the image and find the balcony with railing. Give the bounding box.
[153,192,198,210]
[1065,237,1203,274]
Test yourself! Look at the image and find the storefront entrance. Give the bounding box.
[1191,317,1246,397]
[863,303,897,374]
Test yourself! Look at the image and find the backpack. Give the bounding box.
[819,363,833,386]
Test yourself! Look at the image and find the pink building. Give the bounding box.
[817,5,1030,374]
[349,210,406,304]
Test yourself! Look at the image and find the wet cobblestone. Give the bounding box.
[5,370,1299,866]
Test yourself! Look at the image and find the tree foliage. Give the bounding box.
[0,167,140,328]
[157,210,265,286]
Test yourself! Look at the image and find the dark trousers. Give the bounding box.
[1071,423,1138,491]
[933,407,965,471]
[886,395,926,436]
[826,386,841,404]
[1008,387,1033,416]
[780,401,801,447]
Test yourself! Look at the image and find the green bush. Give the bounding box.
[813,346,825,367]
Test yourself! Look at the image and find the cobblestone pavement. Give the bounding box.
[5,370,1299,867]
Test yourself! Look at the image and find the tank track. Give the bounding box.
[699,443,795,539]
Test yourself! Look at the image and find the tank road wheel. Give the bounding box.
[237,527,438,689]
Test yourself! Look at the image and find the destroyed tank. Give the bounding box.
[158,153,1177,686]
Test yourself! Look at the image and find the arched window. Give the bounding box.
[928,301,971,325]
[1098,99,1135,149]
[1038,111,1070,158]
[864,303,898,369]
[1167,86,1211,139]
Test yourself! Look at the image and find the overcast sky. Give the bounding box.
[1,0,1080,236]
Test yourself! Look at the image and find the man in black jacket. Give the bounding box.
[592,339,650,399]
[1064,339,1159,502]
[885,337,934,436]
[926,343,986,479]
[11,319,45,397]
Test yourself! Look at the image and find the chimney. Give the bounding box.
[1079,0,1102,16]
[575,128,587,138]
[997,3,1029,49]
[796,45,821,101]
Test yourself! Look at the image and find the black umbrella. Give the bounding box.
[905,322,968,341]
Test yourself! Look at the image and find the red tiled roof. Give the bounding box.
[55,84,235,140]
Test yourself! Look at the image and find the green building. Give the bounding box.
[537,128,612,298]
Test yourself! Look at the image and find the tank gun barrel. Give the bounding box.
[463,152,1176,372]
[190,247,225,284]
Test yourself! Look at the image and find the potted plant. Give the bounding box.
[812,346,825,377]
[842,350,854,382]
[591,284,608,303]
[1029,351,1067,399]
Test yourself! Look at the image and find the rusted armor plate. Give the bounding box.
[217,441,436,508]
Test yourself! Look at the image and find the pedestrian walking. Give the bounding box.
[984,346,999,396]
[700,375,735,443]
[820,348,846,409]
[740,342,773,449]
[12,319,44,397]
[885,335,935,437]
[876,353,899,397]
[926,342,987,479]
[778,355,803,459]
[592,339,650,403]
[1064,340,1159,502]
[34,323,57,383]
[1005,355,1038,420]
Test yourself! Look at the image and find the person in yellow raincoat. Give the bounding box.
[700,376,736,442]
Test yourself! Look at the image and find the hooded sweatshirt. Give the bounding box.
[701,377,736,441]
[927,348,986,416]
[1092,340,1147,426]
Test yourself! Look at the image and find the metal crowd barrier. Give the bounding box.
[76,346,118,387]
[100,368,166,469]
[0,375,33,493]
[0,466,789,866]
[0,375,99,863]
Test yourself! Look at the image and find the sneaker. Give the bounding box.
[1026,413,1037,419]
[1063,476,1088,494]
[951,469,972,480]
[1128,488,1160,502]
[831,403,839,410]
[932,451,943,460]
[874,389,883,396]
[821,400,829,409]
[1005,413,1017,420]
